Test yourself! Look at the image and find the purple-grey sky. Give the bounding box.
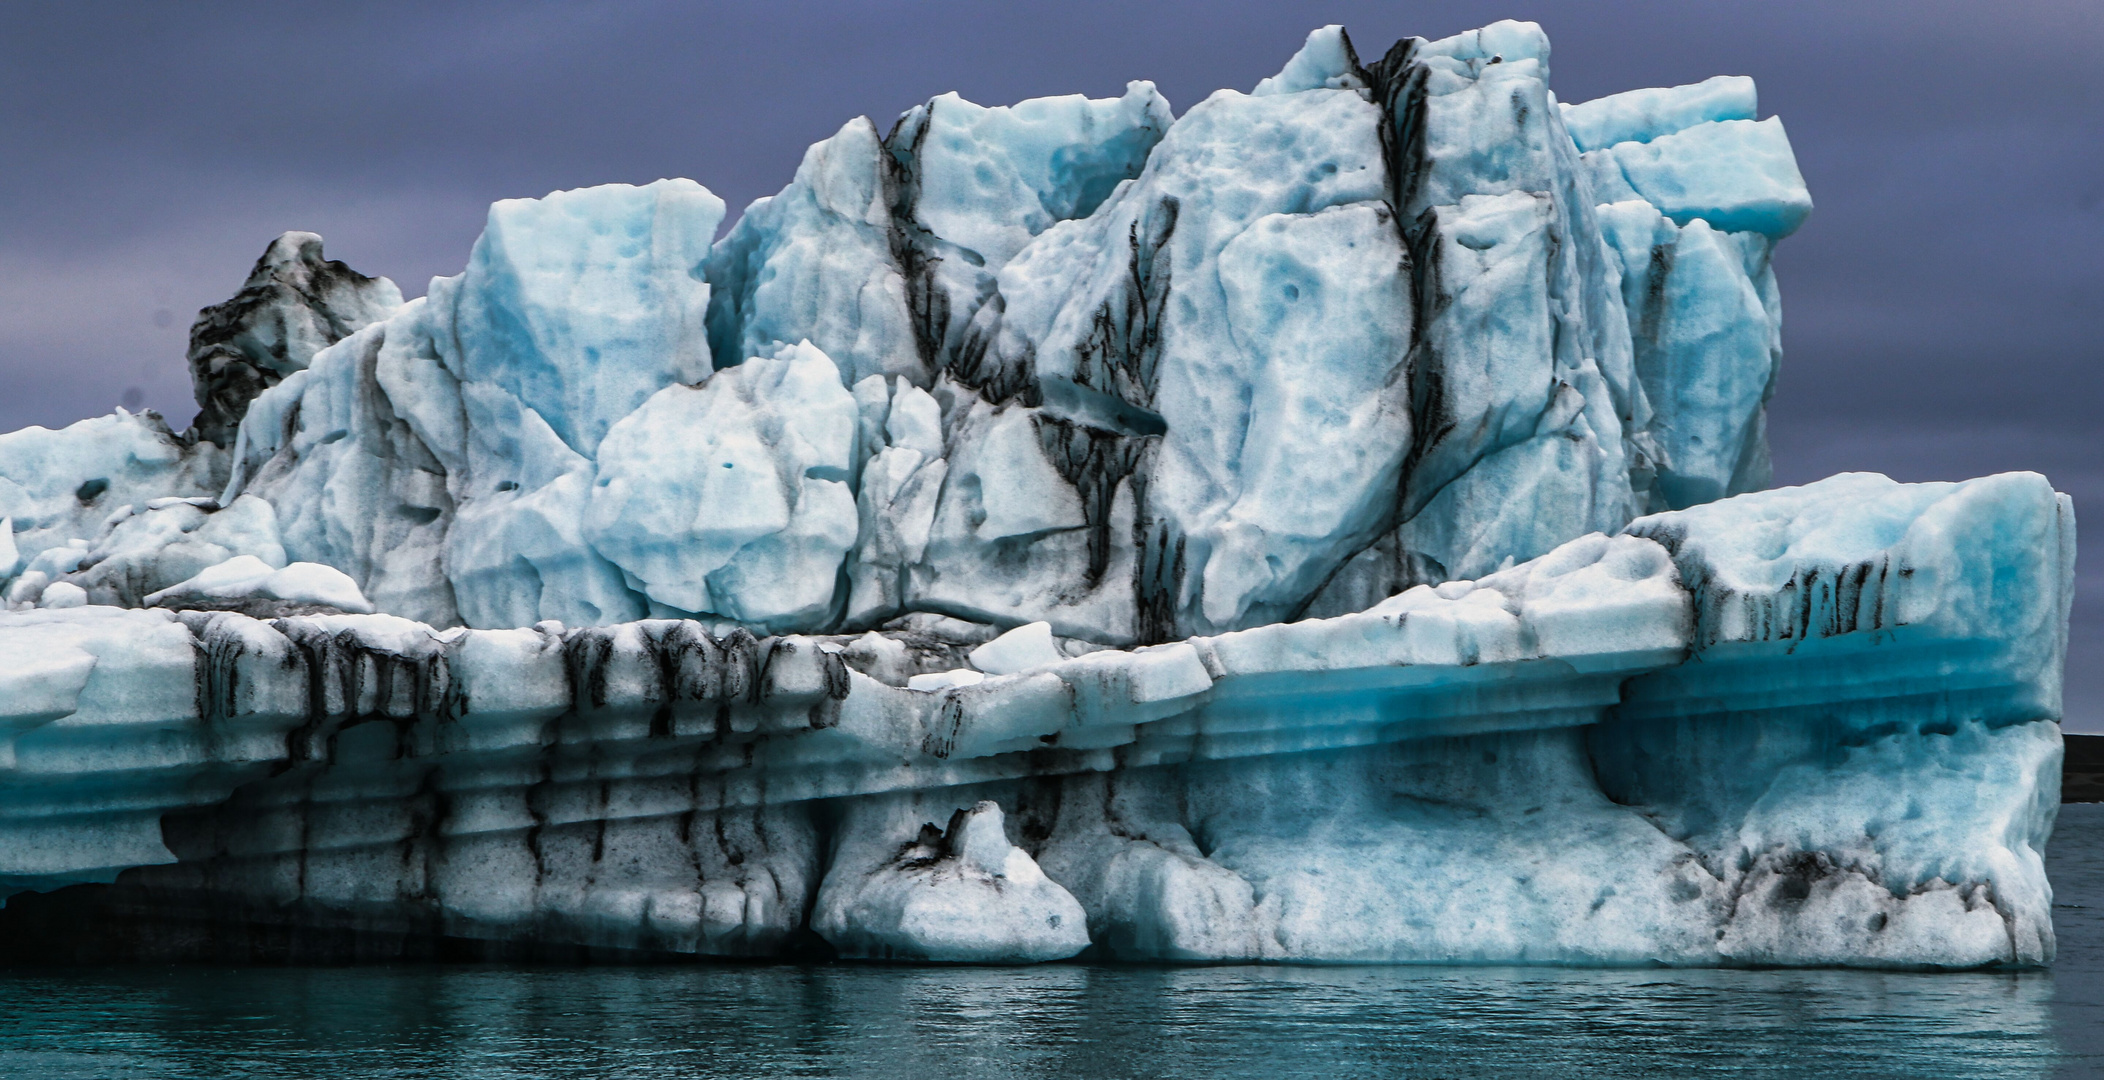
[3,1,2099,728]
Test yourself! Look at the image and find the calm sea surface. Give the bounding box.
[1,802,2098,1080]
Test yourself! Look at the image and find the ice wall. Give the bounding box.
[0,473,2071,965]
[0,21,2072,969]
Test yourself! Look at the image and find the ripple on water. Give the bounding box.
[0,802,2095,1080]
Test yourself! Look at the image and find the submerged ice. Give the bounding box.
[0,22,2074,969]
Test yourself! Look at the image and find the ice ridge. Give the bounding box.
[4,20,1811,642]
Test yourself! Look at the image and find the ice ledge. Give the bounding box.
[0,473,2074,965]
[0,470,2071,834]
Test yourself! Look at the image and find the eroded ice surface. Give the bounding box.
[0,21,2072,969]
[0,472,2072,966]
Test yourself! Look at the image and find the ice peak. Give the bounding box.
[1252,25,1366,96]
[185,231,403,448]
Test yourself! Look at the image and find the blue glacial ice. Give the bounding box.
[0,21,2075,968]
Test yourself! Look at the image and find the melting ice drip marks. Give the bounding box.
[1040,198,1182,641]
[275,621,457,766]
[1254,33,1538,587]
[564,621,759,739]
[185,613,459,762]
[1264,32,1450,598]
[1262,35,1481,614]
[920,695,966,759]
[175,616,460,933]
[1336,27,1647,587]
[195,619,851,952]
[133,779,455,959]
[563,621,854,740]
[1755,558,1905,651]
[192,616,862,776]
[1638,242,1676,353]
[184,613,301,762]
[947,305,1025,404]
[1070,196,1178,413]
[939,181,1179,636]
[1036,414,1153,588]
[524,624,849,954]
[868,96,1190,641]
[1632,523,1907,651]
[878,107,954,379]
[1361,35,1430,242]
[1393,207,1453,512]
[1133,482,1189,647]
[945,190,1177,413]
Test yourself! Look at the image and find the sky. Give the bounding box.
[3,0,2099,729]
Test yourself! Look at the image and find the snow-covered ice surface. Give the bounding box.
[143,555,373,614]
[0,22,2076,968]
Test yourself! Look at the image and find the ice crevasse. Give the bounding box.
[0,22,2075,968]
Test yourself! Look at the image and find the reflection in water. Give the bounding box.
[0,803,2094,1080]
[0,964,2062,1079]
[2051,802,2104,1076]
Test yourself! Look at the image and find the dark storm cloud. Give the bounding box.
[3,0,2099,725]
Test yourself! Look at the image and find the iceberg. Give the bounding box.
[0,22,2073,969]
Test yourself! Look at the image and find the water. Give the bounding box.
[2,802,2098,1080]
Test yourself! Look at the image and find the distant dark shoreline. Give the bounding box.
[2069,732,2104,803]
